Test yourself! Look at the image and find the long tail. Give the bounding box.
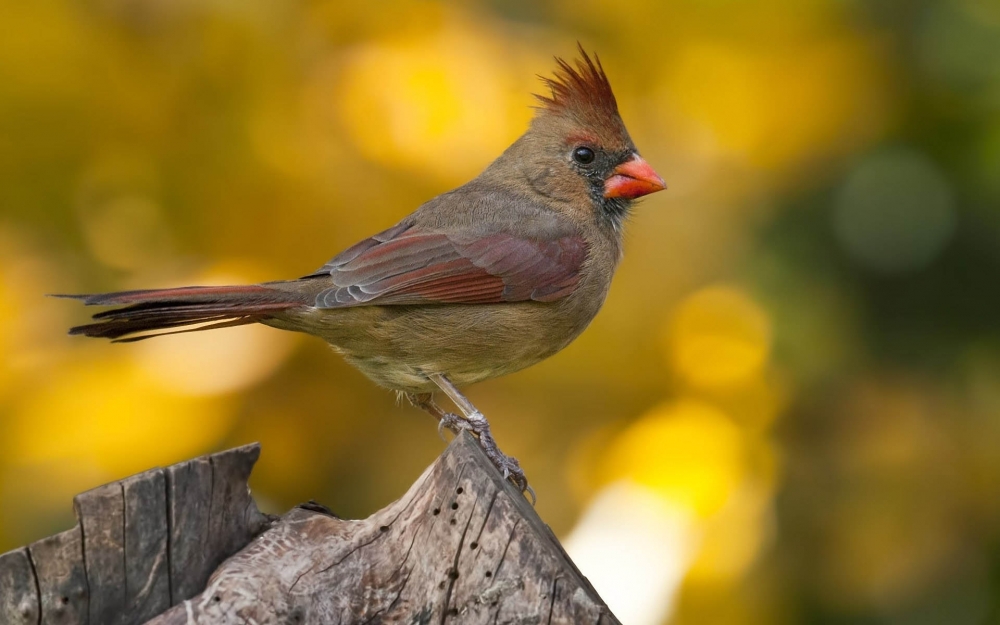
[56,284,308,342]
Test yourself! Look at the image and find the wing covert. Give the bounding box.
[308,224,587,308]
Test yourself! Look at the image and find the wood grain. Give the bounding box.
[0,548,39,624]
[123,469,170,622]
[1,436,619,625]
[0,444,271,625]
[30,527,88,625]
[147,433,618,625]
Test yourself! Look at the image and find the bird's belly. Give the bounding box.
[339,352,515,393]
[266,301,593,394]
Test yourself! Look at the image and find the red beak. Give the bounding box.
[603,155,666,199]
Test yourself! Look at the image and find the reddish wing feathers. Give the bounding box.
[312,224,587,308]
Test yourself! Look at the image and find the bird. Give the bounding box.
[59,46,666,499]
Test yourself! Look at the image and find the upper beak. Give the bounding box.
[603,154,666,199]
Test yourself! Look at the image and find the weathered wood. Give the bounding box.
[0,548,39,624]
[30,527,88,624]
[165,445,270,604]
[2,436,619,625]
[165,454,214,603]
[0,444,272,625]
[147,433,618,624]
[76,482,127,623]
[205,446,267,572]
[122,469,170,621]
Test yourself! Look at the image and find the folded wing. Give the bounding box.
[308,223,588,308]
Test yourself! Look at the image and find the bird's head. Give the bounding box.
[492,46,665,232]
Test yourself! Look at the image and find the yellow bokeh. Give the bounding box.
[667,285,772,389]
[5,357,235,480]
[662,34,889,172]
[74,150,172,272]
[715,369,791,432]
[335,21,534,182]
[0,232,74,401]
[602,400,746,517]
[686,480,775,585]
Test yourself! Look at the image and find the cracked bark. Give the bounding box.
[0,434,619,625]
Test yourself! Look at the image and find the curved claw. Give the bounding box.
[492,455,534,503]
[506,471,535,505]
[436,411,471,440]
[523,485,537,506]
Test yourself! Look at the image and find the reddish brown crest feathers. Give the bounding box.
[534,45,624,137]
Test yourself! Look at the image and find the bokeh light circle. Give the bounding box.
[833,148,956,274]
[667,285,772,389]
[602,400,745,517]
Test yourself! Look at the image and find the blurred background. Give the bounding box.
[1,0,999,622]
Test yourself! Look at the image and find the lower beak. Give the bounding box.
[603,155,666,199]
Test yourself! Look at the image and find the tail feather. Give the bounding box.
[56,284,307,342]
[107,317,267,343]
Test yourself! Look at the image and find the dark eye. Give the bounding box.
[572,146,595,165]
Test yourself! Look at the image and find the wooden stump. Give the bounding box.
[0,434,620,624]
[0,445,271,625]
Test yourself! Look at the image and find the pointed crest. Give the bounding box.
[534,44,622,132]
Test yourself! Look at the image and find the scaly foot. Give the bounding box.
[406,393,470,440]
[465,411,535,503]
[407,389,535,503]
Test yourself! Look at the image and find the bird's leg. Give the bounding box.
[426,373,535,503]
[405,392,470,440]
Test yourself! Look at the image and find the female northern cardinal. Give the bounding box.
[61,47,665,498]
